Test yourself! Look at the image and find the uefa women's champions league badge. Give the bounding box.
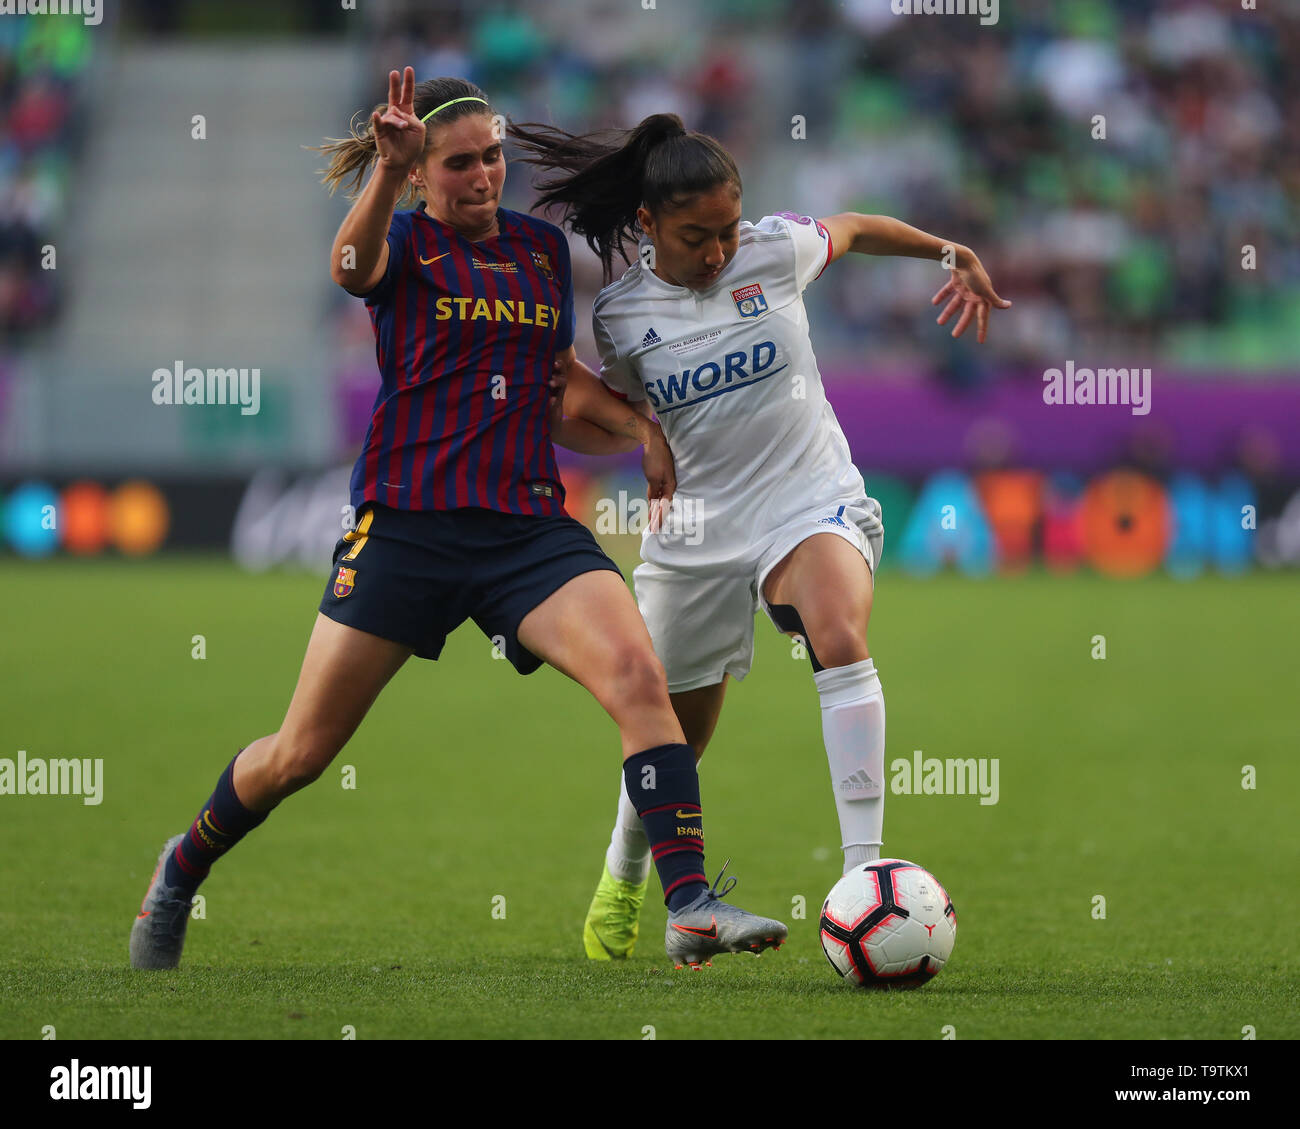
[731,283,768,319]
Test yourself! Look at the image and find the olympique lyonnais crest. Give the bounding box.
[731,283,768,319]
[530,250,555,280]
[333,566,356,598]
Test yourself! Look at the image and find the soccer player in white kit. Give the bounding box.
[508,112,1010,960]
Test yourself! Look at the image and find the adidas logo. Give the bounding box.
[840,769,878,793]
[640,327,662,348]
[818,505,849,529]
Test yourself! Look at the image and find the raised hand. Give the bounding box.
[372,66,425,172]
[931,250,1011,344]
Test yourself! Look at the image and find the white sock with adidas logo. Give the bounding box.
[605,774,652,884]
[814,657,884,873]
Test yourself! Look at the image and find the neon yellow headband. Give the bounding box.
[420,96,489,123]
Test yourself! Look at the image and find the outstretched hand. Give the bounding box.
[372,66,426,172]
[931,251,1011,344]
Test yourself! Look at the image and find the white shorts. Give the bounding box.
[633,496,884,693]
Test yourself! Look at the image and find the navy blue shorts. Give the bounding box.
[318,502,622,675]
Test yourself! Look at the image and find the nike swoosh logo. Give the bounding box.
[420,252,451,265]
[671,915,717,939]
[675,810,701,819]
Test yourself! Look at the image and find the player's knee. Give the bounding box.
[604,645,670,711]
[811,626,870,669]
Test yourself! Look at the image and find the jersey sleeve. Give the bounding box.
[554,235,576,353]
[770,211,833,292]
[359,210,416,307]
[592,309,644,401]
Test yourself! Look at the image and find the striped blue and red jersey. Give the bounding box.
[349,202,575,516]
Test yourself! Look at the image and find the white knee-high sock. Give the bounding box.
[814,657,885,872]
[605,773,652,883]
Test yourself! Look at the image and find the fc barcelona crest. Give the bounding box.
[531,250,555,281]
[333,566,356,598]
[731,283,768,319]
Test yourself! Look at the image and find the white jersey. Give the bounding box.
[593,211,867,573]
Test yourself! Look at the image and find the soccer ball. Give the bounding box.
[819,859,956,988]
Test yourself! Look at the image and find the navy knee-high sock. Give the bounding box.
[163,750,269,895]
[622,743,709,911]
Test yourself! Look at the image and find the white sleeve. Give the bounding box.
[769,211,833,292]
[592,310,645,401]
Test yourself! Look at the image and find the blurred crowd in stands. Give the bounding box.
[337,0,1298,389]
[0,16,91,344]
[4,2,1294,397]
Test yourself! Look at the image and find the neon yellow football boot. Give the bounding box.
[583,862,649,960]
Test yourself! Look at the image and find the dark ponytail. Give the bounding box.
[506,113,741,283]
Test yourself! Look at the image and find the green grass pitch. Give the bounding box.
[1,553,1296,1039]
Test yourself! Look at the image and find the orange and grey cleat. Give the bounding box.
[129,834,194,970]
[664,860,787,969]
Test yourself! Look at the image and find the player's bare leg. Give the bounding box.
[521,571,786,966]
[763,531,883,872]
[517,569,684,757]
[234,615,413,810]
[671,678,730,761]
[130,616,411,969]
[762,531,872,667]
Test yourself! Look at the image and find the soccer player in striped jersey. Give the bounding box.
[129,71,786,973]
[507,112,1009,960]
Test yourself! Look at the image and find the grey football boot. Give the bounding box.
[664,860,788,970]
[129,834,194,970]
